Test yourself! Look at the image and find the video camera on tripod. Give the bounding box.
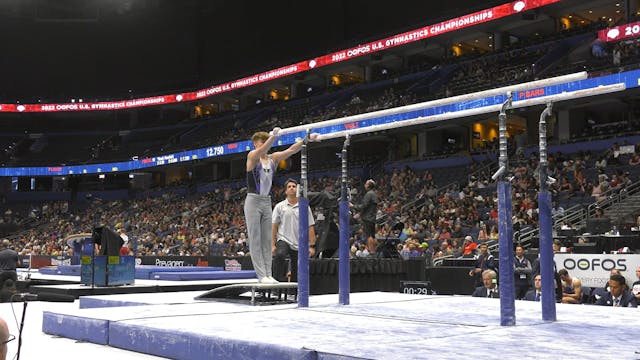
[375,220,403,258]
[307,190,340,258]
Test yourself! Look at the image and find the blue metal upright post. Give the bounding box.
[492,92,515,326]
[538,103,557,321]
[339,135,351,305]
[298,130,311,308]
[497,181,515,326]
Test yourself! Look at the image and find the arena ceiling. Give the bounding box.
[0,0,616,103]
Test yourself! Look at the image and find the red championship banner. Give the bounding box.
[598,20,640,42]
[0,0,559,113]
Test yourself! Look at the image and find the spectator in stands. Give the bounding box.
[531,249,562,302]
[472,269,500,298]
[450,238,462,257]
[0,240,19,285]
[224,239,240,257]
[271,178,316,282]
[462,236,477,256]
[418,242,429,256]
[612,44,621,67]
[236,241,249,256]
[607,142,621,166]
[595,274,637,307]
[594,155,607,170]
[629,153,640,166]
[477,222,489,242]
[0,316,12,360]
[440,240,453,257]
[118,228,130,256]
[468,242,496,288]
[573,160,585,188]
[450,223,464,241]
[514,245,532,300]
[591,180,609,203]
[593,268,623,303]
[593,206,607,219]
[630,265,640,303]
[558,268,583,304]
[618,170,632,188]
[351,179,379,255]
[355,243,369,258]
[559,175,574,195]
[401,221,416,241]
[524,274,542,301]
[488,225,499,240]
[399,242,411,258]
[244,127,319,284]
[439,225,452,241]
[552,202,565,217]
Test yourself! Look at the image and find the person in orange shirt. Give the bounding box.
[462,235,477,256]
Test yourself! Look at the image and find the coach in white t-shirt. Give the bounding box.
[272,178,316,282]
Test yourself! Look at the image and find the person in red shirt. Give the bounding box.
[118,229,130,256]
[490,207,498,220]
[462,235,477,256]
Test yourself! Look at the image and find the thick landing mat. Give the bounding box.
[42,292,640,360]
[78,290,207,309]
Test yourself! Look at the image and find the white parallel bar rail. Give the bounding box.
[278,72,589,136]
[317,83,625,141]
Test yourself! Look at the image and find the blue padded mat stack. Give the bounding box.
[135,265,224,279]
[39,265,82,276]
[150,270,256,281]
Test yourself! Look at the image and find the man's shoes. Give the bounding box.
[259,277,278,284]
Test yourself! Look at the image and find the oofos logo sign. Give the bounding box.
[563,258,626,271]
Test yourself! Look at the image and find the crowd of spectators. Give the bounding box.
[2,136,637,268]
